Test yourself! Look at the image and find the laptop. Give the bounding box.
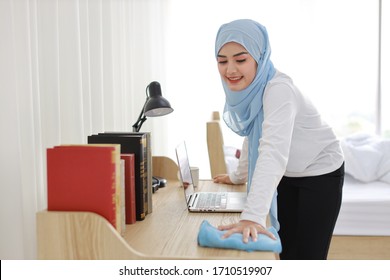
[175,141,247,212]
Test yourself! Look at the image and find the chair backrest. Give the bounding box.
[152,156,178,180]
[207,111,227,178]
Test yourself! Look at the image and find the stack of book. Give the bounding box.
[87,132,152,221]
[46,132,153,234]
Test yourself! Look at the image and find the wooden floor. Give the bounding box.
[328,235,390,260]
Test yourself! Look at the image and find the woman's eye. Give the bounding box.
[236,59,246,63]
[218,61,227,64]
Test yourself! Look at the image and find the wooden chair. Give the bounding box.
[152,156,178,180]
[207,111,228,178]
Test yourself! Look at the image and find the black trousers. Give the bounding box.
[277,163,344,260]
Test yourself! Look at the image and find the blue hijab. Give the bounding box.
[215,19,279,230]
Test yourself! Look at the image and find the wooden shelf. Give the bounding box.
[37,210,153,259]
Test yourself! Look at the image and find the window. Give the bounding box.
[381,0,390,137]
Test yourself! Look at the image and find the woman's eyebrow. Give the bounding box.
[217,51,248,58]
[233,51,248,57]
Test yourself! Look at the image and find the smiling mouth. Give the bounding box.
[227,76,243,83]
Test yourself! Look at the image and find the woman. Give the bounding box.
[213,19,344,260]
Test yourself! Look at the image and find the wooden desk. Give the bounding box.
[124,179,276,259]
[37,161,277,259]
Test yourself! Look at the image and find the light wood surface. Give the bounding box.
[328,235,390,260]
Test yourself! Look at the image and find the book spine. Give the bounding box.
[121,154,136,224]
[129,154,136,223]
[111,145,122,233]
[145,133,152,214]
[139,136,148,219]
[136,137,147,220]
[119,159,126,234]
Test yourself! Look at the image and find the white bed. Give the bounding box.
[329,172,390,259]
[335,133,390,235]
[334,174,390,236]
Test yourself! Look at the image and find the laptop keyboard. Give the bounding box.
[196,193,227,210]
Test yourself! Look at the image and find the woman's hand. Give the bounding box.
[218,220,276,243]
[213,174,233,184]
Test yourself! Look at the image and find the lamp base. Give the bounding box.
[152,176,167,193]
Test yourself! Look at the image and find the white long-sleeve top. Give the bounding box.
[229,70,344,228]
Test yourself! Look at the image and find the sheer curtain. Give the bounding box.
[0,0,166,259]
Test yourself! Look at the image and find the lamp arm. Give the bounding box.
[132,116,147,132]
[132,101,148,132]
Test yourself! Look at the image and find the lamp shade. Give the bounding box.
[132,81,173,132]
[144,81,174,117]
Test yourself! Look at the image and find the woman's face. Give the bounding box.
[217,42,257,91]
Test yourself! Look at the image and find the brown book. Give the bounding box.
[119,159,126,234]
[47,144,122,233]
[120,154,136,224]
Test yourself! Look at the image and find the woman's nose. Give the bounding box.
[226,62,237,74]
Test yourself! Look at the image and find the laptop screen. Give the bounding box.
[175,141,195,205]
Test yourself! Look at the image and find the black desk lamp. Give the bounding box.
[132,81,173,192]
[132,81,174,132]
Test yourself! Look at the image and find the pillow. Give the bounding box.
[341,133,390,183]
[223,145,240,174]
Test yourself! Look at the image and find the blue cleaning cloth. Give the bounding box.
[197,220,282,253]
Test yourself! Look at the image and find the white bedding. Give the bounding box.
[341,133,390,184]
[333,174,390,236]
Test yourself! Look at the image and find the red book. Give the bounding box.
[47,144,121,232]
[120,154,136,224]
